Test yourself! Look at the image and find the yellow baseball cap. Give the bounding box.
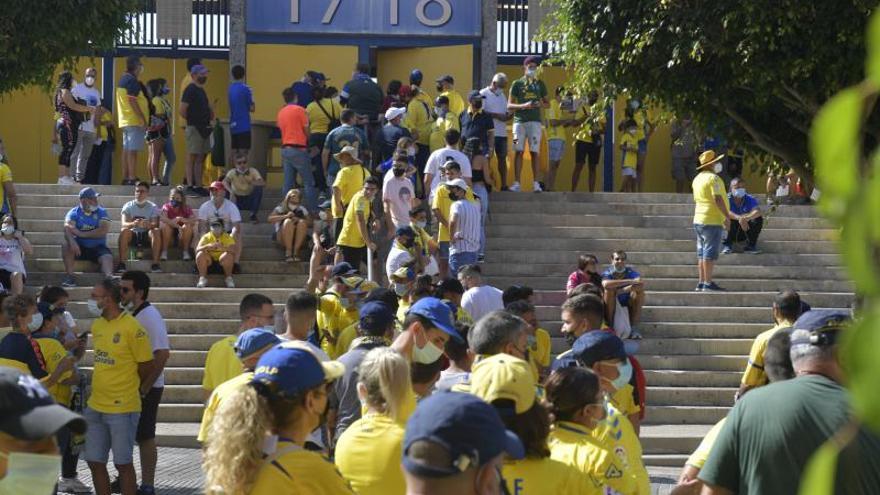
[464,353,536,414]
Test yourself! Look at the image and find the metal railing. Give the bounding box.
[117,0,230,51]
[497,0,555,63]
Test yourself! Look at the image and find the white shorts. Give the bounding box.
[512,121,542,152]
[622,166,637,178]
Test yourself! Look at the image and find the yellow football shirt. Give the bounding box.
[685,418,727,469]
[502,456,594,495]
[741,322,793,388]
[405,98,433,146]
[250,441,353,494]
[317,291,358,358]
[307,98,344,134]
[334,321,358,358]
[197,371,253,442]
[0,163,13,210]
[574,106,605,143]
[692,171,728,226]
[88,312,154,414]
[620,133,638,168]
[332,165,369,219]
[527,328,552,381]
[429,112,460,152]
[612,383,642,418]
[334,413,405,495]
[591,402,651,495]
[202,335,243,392]
[337,191,371,248]
[440,90,466,117]
[115,81,150,128]
[197,232,236,262]
[36,338,73,407]
[549,421,638,495]
[545,99,567,141]
[431,185,476,242]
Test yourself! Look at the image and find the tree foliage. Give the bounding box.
[543,0,880,180]
[0,0,138,95]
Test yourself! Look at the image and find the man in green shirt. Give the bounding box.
[507,56,548,192]
[699,310,851,495]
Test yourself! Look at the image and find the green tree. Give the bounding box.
[0,0,138,94]
[543,0,880,180]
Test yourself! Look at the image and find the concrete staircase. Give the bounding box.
[482,191,852,467]
[18,184,852,468]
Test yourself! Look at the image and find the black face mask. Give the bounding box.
[401,238,415,248]
[196,76,207,85]
[564,332,577,347]
[436,84,444,92]
[448,191,458,201]
[393,168,405,177]
[472,101,483,110]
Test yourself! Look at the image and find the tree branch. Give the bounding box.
[724,106,812,180]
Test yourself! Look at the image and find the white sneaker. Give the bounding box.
[225,276,235,288]
[57,176,75,185]
[533,181,543,192]
[182,251,192,261]
[58,476,92,494]
[509,181,521,192]
[160,250,168,261]
[196,276,208,288]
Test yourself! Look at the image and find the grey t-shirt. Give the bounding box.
[121,200,159,233]
[329,342,387,439]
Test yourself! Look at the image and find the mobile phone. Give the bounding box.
[78,330,91,340]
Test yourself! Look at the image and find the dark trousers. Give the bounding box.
[56,422,80,478]
[415,144,430,199]
[725,216,763,247]
[84,140,114,185]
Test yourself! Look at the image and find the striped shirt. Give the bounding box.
[450,198,481,254]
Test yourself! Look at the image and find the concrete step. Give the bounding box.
[637,355,747,372]
[637,338,753,355]
[640,322,769,339]
[158,403,204,423]
[20,219,282,236]
[27,244,309,260]
[27,231,304,246]
[27,272,309,288]
[643,406,728,425]
[645,387,735,407]
[481,251,841,268]
[531,290,852,308]
[485,225,837,242]
[486,276,853,292]
[534,305,840,324]
[27,259,308,275]
[487,201,822,217]
[61,287,302,303]
[643,370,742,388]
[70,301,283,320]
[16,193,285,209]
[642,454,690,468]
[640,424,713,455]
[486,213,829,230]
[491,191,754,204]
[156,423,201,449]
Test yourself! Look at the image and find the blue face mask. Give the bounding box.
[733,188,746,198]
[611,360,633,390]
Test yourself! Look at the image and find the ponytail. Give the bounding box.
[357,347,411,422]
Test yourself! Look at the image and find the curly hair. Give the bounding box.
[3,294,35,326]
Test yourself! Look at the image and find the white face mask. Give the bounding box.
[85,76,96,87]
[0,451,62,495]
[318,211,329,221]
[733,188,746,198]
[211,227,223,237]
[27,312,43,332]
[1,225,14,236]
[87,298,102,317]
[414,220,427,229]
[525,68,537,78]
[412,329,444,364]
[713,163,723,174]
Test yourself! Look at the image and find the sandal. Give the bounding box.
[285,255,295,263]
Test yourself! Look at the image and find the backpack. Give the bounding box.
[315,99,341,132]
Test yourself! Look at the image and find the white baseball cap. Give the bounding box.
[385,106,407,121]
[446,178,469,191]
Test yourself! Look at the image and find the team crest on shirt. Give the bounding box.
[136,329,147,339]
[605,464,623,479]
[614,446,629,468]
[113,332,121,344]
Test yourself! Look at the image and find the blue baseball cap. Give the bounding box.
[407,297,461,342]
[78,187,100,200]
[330,262,358,278]
[793,310,850,332]
[252,341,344,399]
[409,69,423,83]
[403,391,524,477]
[467,89,485,101]
[395,226,416,238]
[234,329,281,359]
[571,330,627,366]
[359,301,395,333]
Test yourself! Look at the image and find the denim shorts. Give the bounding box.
[438,241,450,260]
[694,223,724,261]
[122,126,145,152]
[83,407,140,465]
[548,138,565,162]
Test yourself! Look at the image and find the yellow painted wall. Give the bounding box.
[0,56,229,185]
[376,45,474,97]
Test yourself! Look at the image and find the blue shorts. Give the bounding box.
[548,139,565,162]
[122,126,146,152]
[438,241,450,260]
[83,407,140,465]
[76,243,112,263]
[638,139,648,154]
[694,224,724,261]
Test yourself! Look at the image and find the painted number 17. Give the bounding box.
[290,0,453,27]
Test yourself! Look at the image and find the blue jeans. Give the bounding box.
[234,186,264,218]
[449,251,478,277]
[472,182,489,256]
[82,407,140,465]
[282,147,316,211]
[694,223,724,261]
[162,135,177,184]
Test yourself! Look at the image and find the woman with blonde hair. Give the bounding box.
[268,188,311,262]
[203,342,349,494]
[334,347,411,494]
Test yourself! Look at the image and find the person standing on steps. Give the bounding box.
[115,56,149,186]
[179,64,214,197]
[57,71,98,185]
[508,55,549,192]
[692,150,741,292]
[116,271,169,495]
[481,72,512,190]
[71,67,103,183]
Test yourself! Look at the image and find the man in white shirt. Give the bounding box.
[423,128,471,202]
[119,270,170,495]
[71,67,103,182]
[458,264,503,322]
[385,226,418,283]
[197,181,243,269]
[447,178,481,277]
[480,73,512,190]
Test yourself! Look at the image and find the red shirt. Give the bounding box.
[162,202,194,220]
[276,104,309,146]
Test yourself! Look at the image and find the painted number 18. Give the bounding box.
[290,0,453,27]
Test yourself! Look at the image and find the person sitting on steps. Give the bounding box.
[195,219,236,288]
[116,181,162,274]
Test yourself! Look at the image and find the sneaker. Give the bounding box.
[694,283,706,292]
[160,250,168,261]
[744,245,762,254]
[196,186,210,197]
[509,181,521,192]
[628,329,643,340]
[196,276,208,288]
[721,246,733,255]
[225,276,236,288]
[57,176,75,185]
[182,251,192,261]
[62,275,77,288]
[185,186,200,197]
[233,263,242,274]
[500,185,510,192]
[137,485,156,495]
[704,282,727,291]
[58,476,92,494]
[114,262,127,274]
[150,263,162,273]
[110,476,121,493]
[533,181,543,192]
